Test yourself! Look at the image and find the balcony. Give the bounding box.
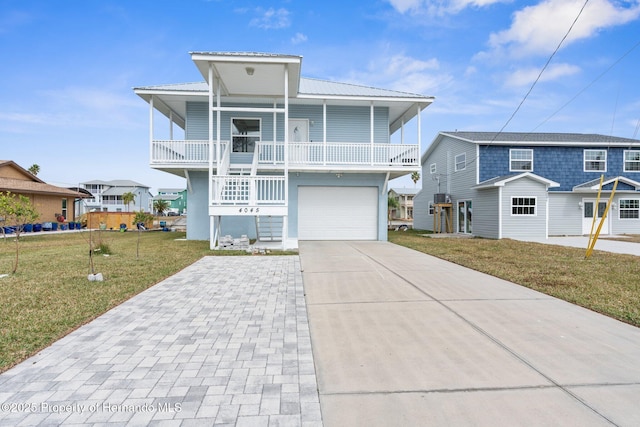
[151,140,419,170]
[209,175,287,216]
[150,140,228,167]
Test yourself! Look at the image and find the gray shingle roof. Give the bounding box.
[442,131,640,145]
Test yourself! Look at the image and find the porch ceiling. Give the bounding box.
[191,52,302,98]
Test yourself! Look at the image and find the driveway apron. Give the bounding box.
[299,241,640,427]
[0,256,322,426]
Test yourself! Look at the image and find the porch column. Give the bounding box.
[208,63,214,206]
[273,102,277,165]
[370,101,374,165]
[417,104,422,151]
[323,100,327,165]
[169,111,174,140]
[149,96,154,165]
[283,64,289,245]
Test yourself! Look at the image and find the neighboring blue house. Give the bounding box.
[79,180,154,214]
[134,52,433,248]
[413,131,640,240]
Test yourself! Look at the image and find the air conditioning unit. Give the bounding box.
[434,193,451,203]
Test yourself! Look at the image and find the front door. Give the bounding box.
[582,199,609,235]
[458,200,472,234]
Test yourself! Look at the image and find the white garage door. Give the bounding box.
[298,186,378,240]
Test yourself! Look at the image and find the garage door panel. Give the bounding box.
[298,186,378,240]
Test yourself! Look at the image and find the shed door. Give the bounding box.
[298,186,378,240]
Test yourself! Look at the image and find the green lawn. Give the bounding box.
[389,229,640,328]
[0,230,261,373]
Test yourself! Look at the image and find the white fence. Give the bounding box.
[211,176,286,205]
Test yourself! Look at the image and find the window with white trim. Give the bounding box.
[584,149,606,172]
[619,199,640,219]
[428,201,434,215]
[510,149,533,171]
[624,151,640,172]
[232,118,260,153]
[511,197,536,216]
[430,163,436,174]
[455,153,466,171]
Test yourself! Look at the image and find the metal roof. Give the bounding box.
[135,78,432,100]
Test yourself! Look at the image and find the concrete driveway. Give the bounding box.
[299,241,640,427]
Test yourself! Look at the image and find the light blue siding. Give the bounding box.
[186,102,389,144]
[186,171,210,240]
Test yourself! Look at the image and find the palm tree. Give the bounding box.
[153,199,170,216]
[411,171,420,187]
[122,192,136,211]
[28,164,40,176]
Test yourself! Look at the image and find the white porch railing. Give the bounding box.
[150,140,228,164]
[211,176,286,205]
[257,142,419,167]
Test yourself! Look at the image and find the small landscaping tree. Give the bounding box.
[0,192,40,273]
[133,210,155,260]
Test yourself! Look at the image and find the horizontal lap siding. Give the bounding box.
[473,189,499,239]
[414,136,477,232]
[548,193,582,236]
[501,179,548,240]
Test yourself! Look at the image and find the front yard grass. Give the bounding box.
[389,229,640,328]
[0,230,284,373]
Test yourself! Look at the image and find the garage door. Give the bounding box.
[298,186,378,240]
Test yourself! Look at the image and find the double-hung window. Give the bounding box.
[455,153,466,172]
[584,149,606,172]
[624,151,640,172]
[430,163,437,174]
[510,149,533,172]
[619,199,640,219]
[511,197,536,216]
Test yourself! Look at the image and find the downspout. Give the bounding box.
[498,186,503,239]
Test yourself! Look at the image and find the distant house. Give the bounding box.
[79,180,153,213]
[388,187,419,219]
[134,51,433,248]
[0,160,85,223]
[154,188,187,215]
[413,132,640,239]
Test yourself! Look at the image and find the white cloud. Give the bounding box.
[504,63,581,87]
[249,7,291,29]
[387,0,509,15]
[488,0,640,58]
[291,32,307,44]
[348,53,450,95]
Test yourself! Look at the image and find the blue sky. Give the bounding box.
[2,0,640,192]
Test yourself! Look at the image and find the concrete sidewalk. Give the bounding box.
[300,241,640,427]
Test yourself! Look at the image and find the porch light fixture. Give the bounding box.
[245,67,255,76]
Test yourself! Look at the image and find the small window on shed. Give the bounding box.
[511,197,536,216]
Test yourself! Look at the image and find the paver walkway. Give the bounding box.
[0,256,322,426]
